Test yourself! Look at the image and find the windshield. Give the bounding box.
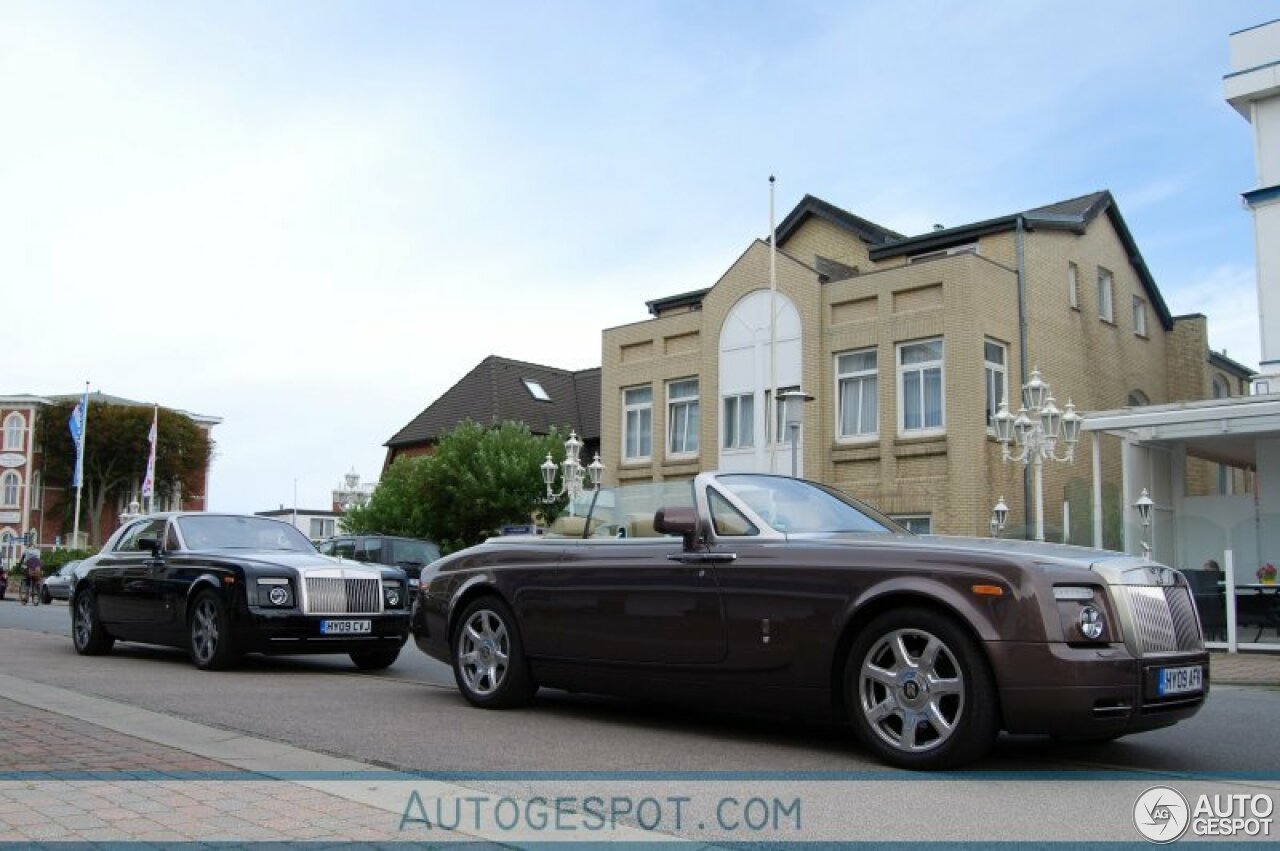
[718,475,902,534]
[177,515,317,553]
[388,538,440,565]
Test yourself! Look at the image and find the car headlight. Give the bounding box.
[382,581,404,609]
[256,577,294,608]
[1053,585,1117,644]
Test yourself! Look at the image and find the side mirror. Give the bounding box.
[136,536,161,557]
[654,506,699,551]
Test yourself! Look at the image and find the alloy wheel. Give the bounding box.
[73,595,92,649]
[191,597,220,665]
[858,627,965,754]
[457,609,510,696]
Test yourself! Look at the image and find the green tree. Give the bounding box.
[39,400,213,545]
[342,420,567,554]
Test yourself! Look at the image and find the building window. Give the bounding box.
[836,349,878,440]
[898,339,945,434]
[522,379,551,402]
[893,515,932,535]
[666,378,700,457]
[30,473,40,511]
[1068,262,1079,309]
[309,518,335,539]
[1132,296,1147,337]
[2,413,23,451]
[622,386,653,461]
[1098,267,1114,323]
[1,471,19,507]
[983,340,1007,428]
[1128,390,1150,407]
[722,393,755,450]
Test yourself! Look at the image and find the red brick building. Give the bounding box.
[0,392,219,561]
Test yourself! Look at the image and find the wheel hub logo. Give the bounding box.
[1134,786,1190,843]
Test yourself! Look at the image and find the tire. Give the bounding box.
[40,586,51,605]
[188,590,241,671]
[350,647,401,670]
[71,591,115,656]
[845,607,999,770]
[18,582,29,605]
[451,596,536,709]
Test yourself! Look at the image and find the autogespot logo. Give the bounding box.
[1134,786,1190,844]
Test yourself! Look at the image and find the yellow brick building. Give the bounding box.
[600,191,1253,543]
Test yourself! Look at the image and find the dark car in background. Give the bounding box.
[412,472,1209,770]
[317,535,440,592]
[71,513,411,671]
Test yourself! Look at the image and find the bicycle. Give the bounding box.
[18,576,41,606]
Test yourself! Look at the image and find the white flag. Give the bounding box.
[141,407,157,500]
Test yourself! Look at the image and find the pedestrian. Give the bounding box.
[20,549,43,606]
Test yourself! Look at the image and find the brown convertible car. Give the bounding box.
[411,472,1208,769]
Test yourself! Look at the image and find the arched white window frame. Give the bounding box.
[2,412,24,451]
[1,471,20,507]
[1212,375,1230,399]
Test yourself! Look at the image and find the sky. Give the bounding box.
[3,1,1274,514]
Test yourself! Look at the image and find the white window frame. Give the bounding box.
[666,378,700,458]
[891,515,932,535]
[983,339,1008,430]
[1098,267,1114,323]
[30,472,40,511]
[1,471,19,507]
[722,393,755,450]
[835,348,878,442]
[522,379,551,402]
[897,338,946,437]
[2,413,23,451]
[1132,296,1147,337]
[622,386,653,462]
[1068,262,1079,310]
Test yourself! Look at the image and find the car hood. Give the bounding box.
[194,550,387,575]
[800,532,1157,575]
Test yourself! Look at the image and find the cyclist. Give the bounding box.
[19,550,43,606]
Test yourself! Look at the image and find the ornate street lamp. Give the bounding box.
[776,389,815,478]
[541,431,604,516]
[1133,488,1154,560]
[992,367,1083,542]
[990,496,1008,538]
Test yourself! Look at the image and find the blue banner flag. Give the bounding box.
[68,390,88,488]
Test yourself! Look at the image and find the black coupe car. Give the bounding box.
[71,513,411,671]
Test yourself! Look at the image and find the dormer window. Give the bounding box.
[523,379,551,402]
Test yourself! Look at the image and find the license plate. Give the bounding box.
[1156,664,1203,696]
[320,620,371,635]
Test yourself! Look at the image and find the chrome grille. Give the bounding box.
[304,576,382,614]
[1164,586,1203,651]
[1122,586,1203,654]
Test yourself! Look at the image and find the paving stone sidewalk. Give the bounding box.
[1209,649,1280,685]
[0,698,418,845]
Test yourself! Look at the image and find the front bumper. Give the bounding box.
[990,642,1209,737]
[234,607,411,655]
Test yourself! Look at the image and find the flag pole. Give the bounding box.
[71,382,89,549]
[768,175,777,474]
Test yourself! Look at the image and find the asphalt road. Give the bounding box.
[2,597,1278,777]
